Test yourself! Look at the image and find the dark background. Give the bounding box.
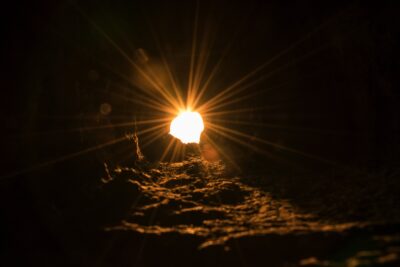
[2,0,399,171]
[1,0,399,265]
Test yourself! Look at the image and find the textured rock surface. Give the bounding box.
[92,156,400,266]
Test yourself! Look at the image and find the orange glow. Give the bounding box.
[170,110,204,144]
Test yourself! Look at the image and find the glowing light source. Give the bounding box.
[170,110,204,144]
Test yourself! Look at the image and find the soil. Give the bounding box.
[66,156,400,267]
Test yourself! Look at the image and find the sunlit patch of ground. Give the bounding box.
[96,156,400,266]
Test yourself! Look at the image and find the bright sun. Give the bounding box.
[170,110,204,144]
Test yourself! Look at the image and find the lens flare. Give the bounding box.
[170,110,204,144]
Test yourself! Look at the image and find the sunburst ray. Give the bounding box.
[207,122,344,167]
[0,135,128,181]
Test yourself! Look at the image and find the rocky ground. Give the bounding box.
[82,156,400,267]
[2,154,399,267]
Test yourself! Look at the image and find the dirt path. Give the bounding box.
[93,157,400,266]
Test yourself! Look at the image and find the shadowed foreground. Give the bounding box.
[78,156,400,267]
